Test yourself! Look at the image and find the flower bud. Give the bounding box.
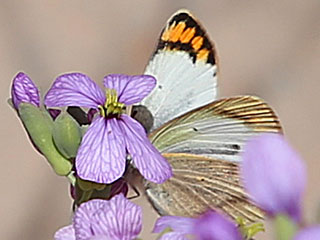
[18,103,72,176]
[11,72,40,110]
[52,112,82,159]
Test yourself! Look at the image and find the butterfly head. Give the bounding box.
[131,105,154,134]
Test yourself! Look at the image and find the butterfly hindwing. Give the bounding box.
[142,9,218,131]
[149,95,282,162]
[145,153,264,223]
[144,96,281,222]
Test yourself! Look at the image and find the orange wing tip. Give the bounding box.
[157,9,217,65]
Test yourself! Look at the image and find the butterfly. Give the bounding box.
[128,9,282,224]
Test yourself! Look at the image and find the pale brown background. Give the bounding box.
[1,1,320,239]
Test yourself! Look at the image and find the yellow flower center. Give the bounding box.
[99,89,125,117]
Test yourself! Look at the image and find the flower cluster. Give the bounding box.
[10,72,320,240]
[12,72,171,184]
[55,193,243,240]
[53,133,320,240]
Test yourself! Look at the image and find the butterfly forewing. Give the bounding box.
[145,153,264,223]
[142,9,218,131]
[149,95,282,162]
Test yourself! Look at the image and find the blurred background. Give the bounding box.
[1,1,320,239]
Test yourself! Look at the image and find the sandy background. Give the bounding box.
[1,1,320,239]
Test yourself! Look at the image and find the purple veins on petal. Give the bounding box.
[153,216,195,235]
[54,225,75,240]
[76,117,126,184]
[11,72,40,109]
[241,133,306,222]
[158,232,189,240]
[103,74,156,105]
[88,236,110,240]
[93,194,142,240]
[73,194,142,240]
[74,199,107,240]
[119,114,172,183]
[44,73,105,109]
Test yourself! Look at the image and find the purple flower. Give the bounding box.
[54,194,142,240]
[54,226,76,240]
[153,215,194,240]
[153,211,242,240]
[44,73,172,184]
[194,211,242,240]
[241,133,306,222]
[294,226,320,240]
[11,72,40,109]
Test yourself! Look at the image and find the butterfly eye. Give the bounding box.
[131,105,154,134]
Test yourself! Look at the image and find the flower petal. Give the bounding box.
[74,199,107,240]
[45,73,105,109]
[89,236,110,240]
[103,74,156,105]
[153,216,195,234]
[241,133,306,222]
[118,115,172,183]
[74,195,142,240]
[76,117,126,184]
[158,232,189,240]
[93,194,142,240]
[193,211,242,240]
[11,72,40,109]
[54,225,75,240]
[294,226,320,240]
[154,211,241,240]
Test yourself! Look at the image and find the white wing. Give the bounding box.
[149,96,282,162]
[142,10,218,131]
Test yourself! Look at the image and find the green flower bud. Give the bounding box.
[75,177,110,206]
[53,112,82,159]
[77,177,106,191]
[18,103,72,176]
